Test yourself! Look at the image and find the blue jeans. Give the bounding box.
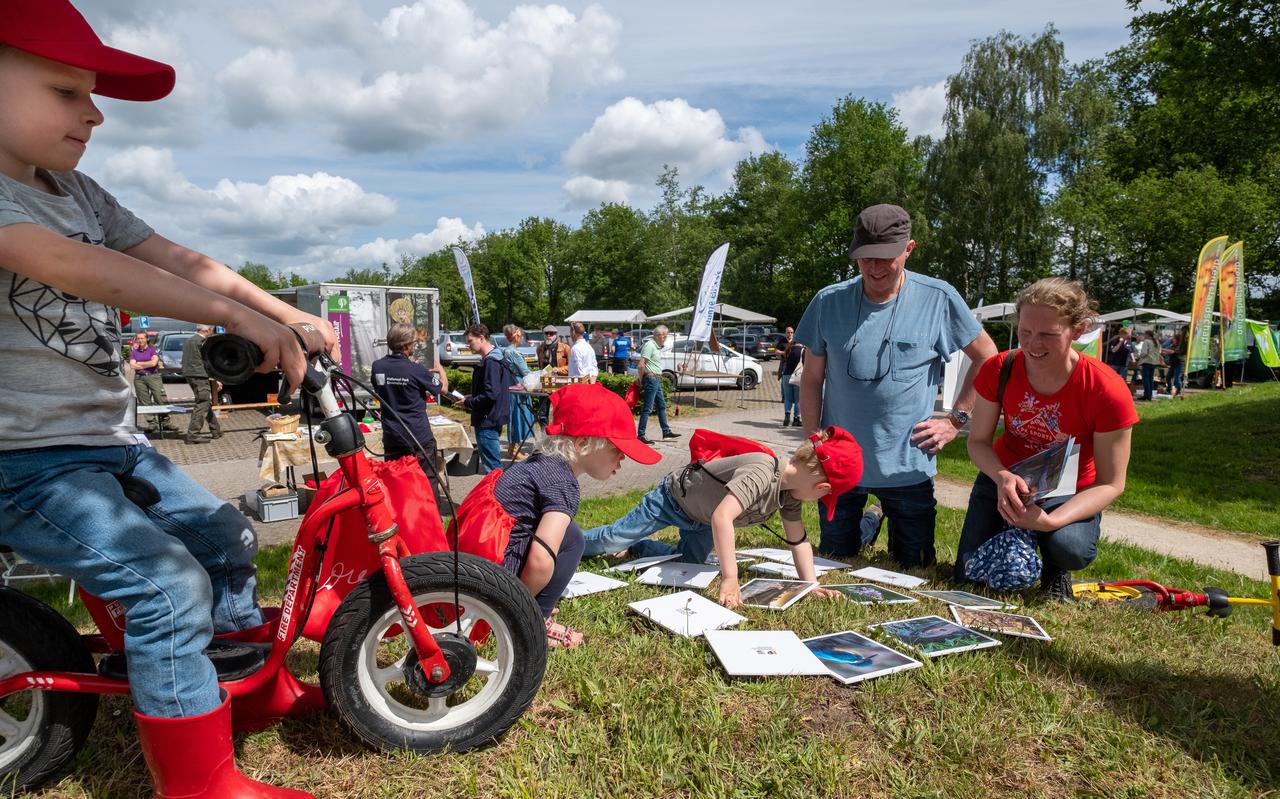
[953,472,1101,580]
[475,427,502,473]
[817,480,938,568]
[780,375,800,415]
[582,482,712,564]
[0,445,263,718]
[1140,363,1156,400]
[1166,356,1184,392]
[636,374,670,439]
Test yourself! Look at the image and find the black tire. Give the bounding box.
[738,370,759,391]
[319,552,546,754]
[0,587,98,792]
[661,370,678,392]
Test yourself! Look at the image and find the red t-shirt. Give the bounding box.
[974,351,1139,490]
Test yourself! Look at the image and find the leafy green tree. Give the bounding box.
[237,261,282,290]
[715,152,805,323]
[648,167,725,313]
[335,264,392,286]
[798,97,923,295]
[564,204,661,312]
[511,217,574,325]
[926,27,1066,303]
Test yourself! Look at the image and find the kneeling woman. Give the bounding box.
[955,278,1139,599]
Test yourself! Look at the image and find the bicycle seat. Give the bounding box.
[116,474,161,509]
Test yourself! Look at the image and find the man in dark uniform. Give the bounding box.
[373,323,444,493]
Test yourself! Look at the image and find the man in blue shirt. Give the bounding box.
[461,323,512,474]
[372,323,444,492]
[611,329,632,374]
[796,204,997,568]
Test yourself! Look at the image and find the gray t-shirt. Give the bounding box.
[666,452,802,526]
[0,169,154,451]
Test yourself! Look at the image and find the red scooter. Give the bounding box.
[0,329,546,793]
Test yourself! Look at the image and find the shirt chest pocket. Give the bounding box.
[890,334,932,384]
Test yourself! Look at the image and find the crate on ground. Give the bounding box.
[243,485,300,523]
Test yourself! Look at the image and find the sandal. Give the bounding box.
[544,617,584,649]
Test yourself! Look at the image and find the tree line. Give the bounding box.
[240,0,1280,330]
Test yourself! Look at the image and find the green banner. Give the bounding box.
[1218,241,1247,361]
[1187,236,1228,373]
[1251,321,1280,368]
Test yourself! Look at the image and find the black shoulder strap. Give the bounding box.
[996,350,1018,408]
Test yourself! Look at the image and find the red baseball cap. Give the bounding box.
[0,0,176,102]
[810,426,864,521]
[546,383,662,465]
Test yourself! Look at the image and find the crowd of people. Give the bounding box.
[0,4,1148,794]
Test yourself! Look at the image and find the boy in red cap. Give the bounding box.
[466,383,659,648]
[0,2,334,795]
[582,427,863,608]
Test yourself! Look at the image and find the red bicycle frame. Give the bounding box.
[0,400,454,733]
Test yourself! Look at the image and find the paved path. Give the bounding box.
[166,381,1272,582]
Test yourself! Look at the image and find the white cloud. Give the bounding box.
[562,176,631,207]
[100,147,395,248]
[217,0,622,152]
[892,80,948,141]
[294,217,486,278]
[561,97,768,207]
[93,25,207,147]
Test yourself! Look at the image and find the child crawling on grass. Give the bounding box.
[581,427,863,608]
[458,383,660,648]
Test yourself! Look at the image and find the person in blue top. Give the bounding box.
[611,328,632,374]
[461,323,512,474]
[372,323,444,492]
[500,323,534,461]
[795,204,997,569]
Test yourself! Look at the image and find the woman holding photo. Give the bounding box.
[954,278,1139,600]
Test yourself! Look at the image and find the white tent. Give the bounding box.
[646,302,776,323]
[1097,307,1191,324]
[972,302,1017,321]
[564,309,648,325]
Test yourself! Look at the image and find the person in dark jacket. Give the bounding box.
[180,326,221,444]
[461,323,512,474]
[373,323,444,490]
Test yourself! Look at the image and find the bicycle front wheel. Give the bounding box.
[318,552,546,754]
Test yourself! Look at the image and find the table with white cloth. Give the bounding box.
[257,415,473,485]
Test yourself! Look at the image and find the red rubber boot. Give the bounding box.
[134,692,313,798]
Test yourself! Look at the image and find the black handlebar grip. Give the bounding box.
[202,334,264,385]
[1263,540,1280,578]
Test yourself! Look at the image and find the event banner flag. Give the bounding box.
[1071,327,1101,359]
[688,242,730,342]
[1218,241,1247,361]
[1186,235,1228,373]
[451,247,482,325]
[1250,321,1280,368]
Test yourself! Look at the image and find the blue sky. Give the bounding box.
[75,0,1139,279]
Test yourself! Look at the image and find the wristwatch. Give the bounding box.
[947,409,971,428]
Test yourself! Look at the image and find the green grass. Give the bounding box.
[18,493,1280,799]
[937,381,1280,538]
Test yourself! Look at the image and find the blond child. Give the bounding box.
[583,427,863,608]
[0,2,334,795]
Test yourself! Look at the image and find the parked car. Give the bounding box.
[656,335,763,390]
[492,334,538,368]
[155,330,197,382]
[437,330,481,367]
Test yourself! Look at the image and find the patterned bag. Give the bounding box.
[964,528,1042,591]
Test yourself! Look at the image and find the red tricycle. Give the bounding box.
[0,329,546,792]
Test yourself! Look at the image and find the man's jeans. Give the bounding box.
[0,445,263,718]
[582,482,712,564]
[636,374,671,439]
[780,375,800,415]
[953,472,1101,580]
[817,480,938,568]
[475,428,502,474]
[1140,363,1156,400]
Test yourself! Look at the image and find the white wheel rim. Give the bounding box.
[0,638,43,772]
[355,590,516,732]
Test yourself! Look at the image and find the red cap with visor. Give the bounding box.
[810,426,864,521]
[546,383,662,465]
[0,0,176,102]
